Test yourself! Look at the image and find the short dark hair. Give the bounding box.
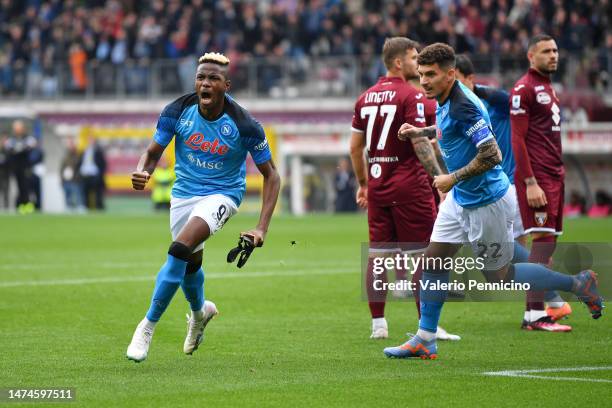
[382,37,420,70]
[417,43,456,70]
[455,54,475,76]
[528,34,554,49]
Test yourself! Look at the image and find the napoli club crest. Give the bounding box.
[220,123,232,136]
[535,212,548,227]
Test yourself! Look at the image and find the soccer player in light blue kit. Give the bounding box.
[454,55,572,332]
[385,43,603,359]
[126,53,281,362]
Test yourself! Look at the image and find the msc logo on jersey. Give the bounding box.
[220,123,233,136]
[186,153,223,169]
[185,133,229,155]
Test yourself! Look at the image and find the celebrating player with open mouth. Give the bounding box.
[384,43,603,360]
[126,53,280,362]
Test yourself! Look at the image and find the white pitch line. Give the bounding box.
[483,366,612,383]
[0,267,357,288]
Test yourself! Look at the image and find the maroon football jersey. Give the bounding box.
[422,96,437,127]
[510,68,564,181]
[351,76,431,206]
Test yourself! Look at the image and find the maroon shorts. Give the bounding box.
[516,177,564,235]
[368,197,436,252]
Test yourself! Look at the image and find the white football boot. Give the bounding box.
[435,326,461,341]
[370,318,389,339]
[184,300,219,354]
[126,318,156,362]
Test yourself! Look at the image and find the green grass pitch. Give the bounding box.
[0,214,610,407]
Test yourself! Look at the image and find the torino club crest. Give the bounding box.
[535,211,548,226]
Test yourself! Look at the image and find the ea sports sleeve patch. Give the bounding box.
[244,122,272,165]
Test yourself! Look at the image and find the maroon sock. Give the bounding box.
[525,235,557,311]
[395,264,407,281]
[366,258,387,318]
[412,266,423,319]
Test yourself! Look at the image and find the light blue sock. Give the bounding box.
[512,241,529,263]
[146,254,188,322]
[545,290,564,303]
[513,263,574,292]
[512,242,563,304]
[181,268,205,311]
[418,271,449,333]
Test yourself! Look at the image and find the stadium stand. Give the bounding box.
[0,0,609,102]
[0,0,609,214]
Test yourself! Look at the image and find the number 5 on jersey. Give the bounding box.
[360,104,397,152]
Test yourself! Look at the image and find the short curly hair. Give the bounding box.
[417,43,456,70]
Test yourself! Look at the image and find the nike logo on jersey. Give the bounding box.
[185,133,229,155]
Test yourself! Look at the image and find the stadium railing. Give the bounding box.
[4,52,608,100]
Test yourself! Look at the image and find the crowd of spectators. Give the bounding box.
[0,0,609,97]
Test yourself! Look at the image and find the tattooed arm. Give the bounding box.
[430,139,448,174]
[454,139,502,181]
[432,139,502,193]
[397,122,448,178]
[398,123,437,141]
[410,135,444,178]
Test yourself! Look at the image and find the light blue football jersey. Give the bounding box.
[436,81,509,208]
[153,93,272,206]
[473,84,515,184]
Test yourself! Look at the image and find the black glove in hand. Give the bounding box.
[227,235,255,268]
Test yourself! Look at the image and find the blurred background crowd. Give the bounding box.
[0,0,610,98]
[0,0,609,216]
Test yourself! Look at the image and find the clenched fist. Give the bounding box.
[131,170,150,190]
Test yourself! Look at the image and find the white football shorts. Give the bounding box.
[430,187,515,271]
[508,183,525,239]
[170,194,238,252]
